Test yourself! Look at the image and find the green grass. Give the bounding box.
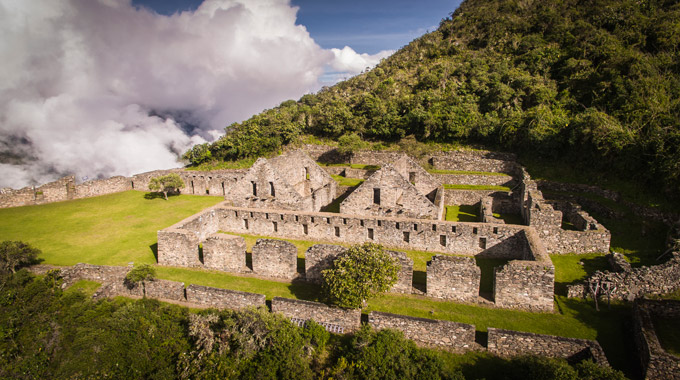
[443,184,511,191]
[550,253,610,296]
[653,317,680,357]
[445,205,479,222]
[330,175,364,187]
[428,169,510,176]
[0,191,222,266]
[186,157,257,171]
[65,279,102,297]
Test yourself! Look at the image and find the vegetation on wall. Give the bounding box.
[187,0,680,199]
[0,269,627,379]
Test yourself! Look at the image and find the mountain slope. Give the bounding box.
[188,0,680,195]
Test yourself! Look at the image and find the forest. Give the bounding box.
[185,0,680,199]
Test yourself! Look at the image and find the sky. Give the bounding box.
[0,0,460,189]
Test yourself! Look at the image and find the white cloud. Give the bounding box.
[0,0,393,189]
[330,46,394,74]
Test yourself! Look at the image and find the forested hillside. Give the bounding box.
[186,0,680,196]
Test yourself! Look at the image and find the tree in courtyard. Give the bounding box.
[0,240,42,274]
[336,133,366,156]
[321,243,399,309]
[148,173,185,200]
[125,264,156,298]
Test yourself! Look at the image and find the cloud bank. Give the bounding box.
[0,0,391,188]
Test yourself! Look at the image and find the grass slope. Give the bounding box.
[0,191,222,266]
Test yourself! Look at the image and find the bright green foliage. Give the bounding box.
[149,173,185,200]
[337,133,366,155]
[0,240,41,274]
[190,0,680,201]
[321,243,399,308]
[332,325,464,380]
[125,264,156,297]
[181,143,212,165]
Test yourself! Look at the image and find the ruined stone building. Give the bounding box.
[225,150,337,212]
[340,163,444,220]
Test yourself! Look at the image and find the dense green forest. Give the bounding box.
[186,0,680,197]
[1,269,626,379]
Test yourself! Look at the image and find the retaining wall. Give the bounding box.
[271,297,361,333]
[185,284,266,309]
[368,311,477,352]
[426,255,480,302]
[487,328,609,366]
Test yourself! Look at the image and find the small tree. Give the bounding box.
[149,173,185,200]
[321,243,399,309]
[125,264,156,298]
[0,240,42,274]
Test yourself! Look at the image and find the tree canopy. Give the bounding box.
[148,173,185,200]
[187,0,680,200]
[321,243,399,309]
[0,240,41,274]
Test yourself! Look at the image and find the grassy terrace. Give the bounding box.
[0,190,645,373]
[443,184,512,191]
[330,174,364,187]
[428,169,510,176]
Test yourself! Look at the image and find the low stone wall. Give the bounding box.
[185,284,266,310]
[203,233,247,272]
[444,189,493,206]
[487,328,609,365]
[386,250,414,293]
[433,173,515,187]
[567,253,680,301]
[59,263,130,287]
[431,151,518,174]
[350,151,407,166]
[271,297,361,333]
[157,229,201,267]
[426,255,480,302]
[537,180,621,201]
[368,311,477,352]
[252,239,298,279]
[304,244,347,283]
[74,176,132,199]
[140,279,186,301]
[632,300,680,379]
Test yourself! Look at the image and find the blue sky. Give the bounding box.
[132,0,461,54]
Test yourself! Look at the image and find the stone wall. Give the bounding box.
[157,229,201,267]
[304,244,347,283]
[444,189,494,206]
[368,311,477,352]
[386,250,414,293]
[215,206,530,257]
[350,151,409,166]
[252,239,298,279]
[632,300,680,379]
[433,173,515,187]
[487,328,609,366]
[74,176,132,199]
[58,263,130,287]
[431,150,519,174]
[340,164,439,220]
[426,255,480,302]
[271,297,361,333]
[185,284,266,309]
[567,253,680,301]
[493,229,555,312]
[202,233,247,272]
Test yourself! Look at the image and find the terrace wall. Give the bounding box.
[271,297,361,333]
[368,311,477,352]
[185,284,266,309]
[487,328,609,366]
[426,255,480,302]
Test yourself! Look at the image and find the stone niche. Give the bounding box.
[426,255,480,302]
[251,238,298,279]
[304,244,347,283]
[202,233,247,272]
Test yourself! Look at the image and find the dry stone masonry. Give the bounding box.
[202,233,247,272]
[251,238,298,279]
[426,255,480,302]
[487,328,609,366]
[185,284,266,309]
[632,299,680,379]
[304,244,348,283]
[271,297,361,333]
[368,311,478,352]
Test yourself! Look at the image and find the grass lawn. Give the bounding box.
[443,184,511,191]
[65,279,102,297]
[330,174,364,187]
[0,191,222,266]
[428,169,510,176]
[550,253,610,296]
[653,317,680,357]
[445,205,479,222]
